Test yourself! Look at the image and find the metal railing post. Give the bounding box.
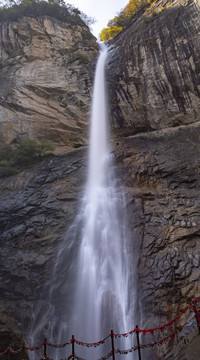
[22,342,25,360]
[8,346,10,360]
[110,330,115,360]
[71,335,75,360]
[193,305,200,334]
[136,326,142,360]
[43,338,47,359]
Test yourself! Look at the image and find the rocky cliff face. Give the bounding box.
[106,0,200,358]
[0,11,97,353]
[0,1,200,359]
[0,148,88,353]
[107,0,200,135]
[0,15,97,153]
[112,123,200,359]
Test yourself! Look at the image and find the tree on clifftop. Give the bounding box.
[0,0,95,27]
[100,0,148,41]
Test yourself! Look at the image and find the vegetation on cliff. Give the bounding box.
[0,139,54,177]
[0,0,94,27]
[100,0,152,40]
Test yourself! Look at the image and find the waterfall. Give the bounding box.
[70,42,137,357]
[28,43,137,360]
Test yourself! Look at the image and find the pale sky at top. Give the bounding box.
[65,0,129,38]
[1,0,129,38]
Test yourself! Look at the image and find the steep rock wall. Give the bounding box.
[112,122,200,359]
[0,148,88,345]
[0,16,97,153]
[107,0,200,358]
[107,0,200,135]
[0,12,97,350]
[1,126,200,359]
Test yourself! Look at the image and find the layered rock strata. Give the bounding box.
[107,0,200,135]
[0,15,97,153]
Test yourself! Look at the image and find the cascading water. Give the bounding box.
[29,43,138,360]
[70,42,137,357]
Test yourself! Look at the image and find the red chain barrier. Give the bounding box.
[115,332,175,354]
[0,298,199,358]
[136,332,175,350]
[114,297,200,338]
[114,329,136,338]
[0,348,10,356]
[9,348,23,355]
[97,350,113,360]
[75,334,110,348]
[25,341,46,351]
[191,306,200,333]
[47,341,71,348]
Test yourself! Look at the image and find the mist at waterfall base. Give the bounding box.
[29,43,138,359]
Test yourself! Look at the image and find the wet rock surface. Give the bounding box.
[0,148,88,336]
[1,124,199,359]
[0,306,28,360]
[112,122,200,359]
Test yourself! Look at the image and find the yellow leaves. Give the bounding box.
[100,26,123,42]
[100,0,147,41]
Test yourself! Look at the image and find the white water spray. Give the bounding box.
[71,43,137,357]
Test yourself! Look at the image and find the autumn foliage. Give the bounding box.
[100,0,148,41]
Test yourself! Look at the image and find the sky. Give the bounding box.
[0,0,129,38]
[65,0,129,38]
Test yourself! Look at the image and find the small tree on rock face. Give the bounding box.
[13,139,42,166]
[13,138,54,166]
[100,0,148,41]
[79,12,95,27]
[100,26,123,41]
[0,138,54,177]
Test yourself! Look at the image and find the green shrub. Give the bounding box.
[69,52,89,64]
[0,162,19,178]
[0,0,91,27]
[0,144,14,162]
[0,138,54,178]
